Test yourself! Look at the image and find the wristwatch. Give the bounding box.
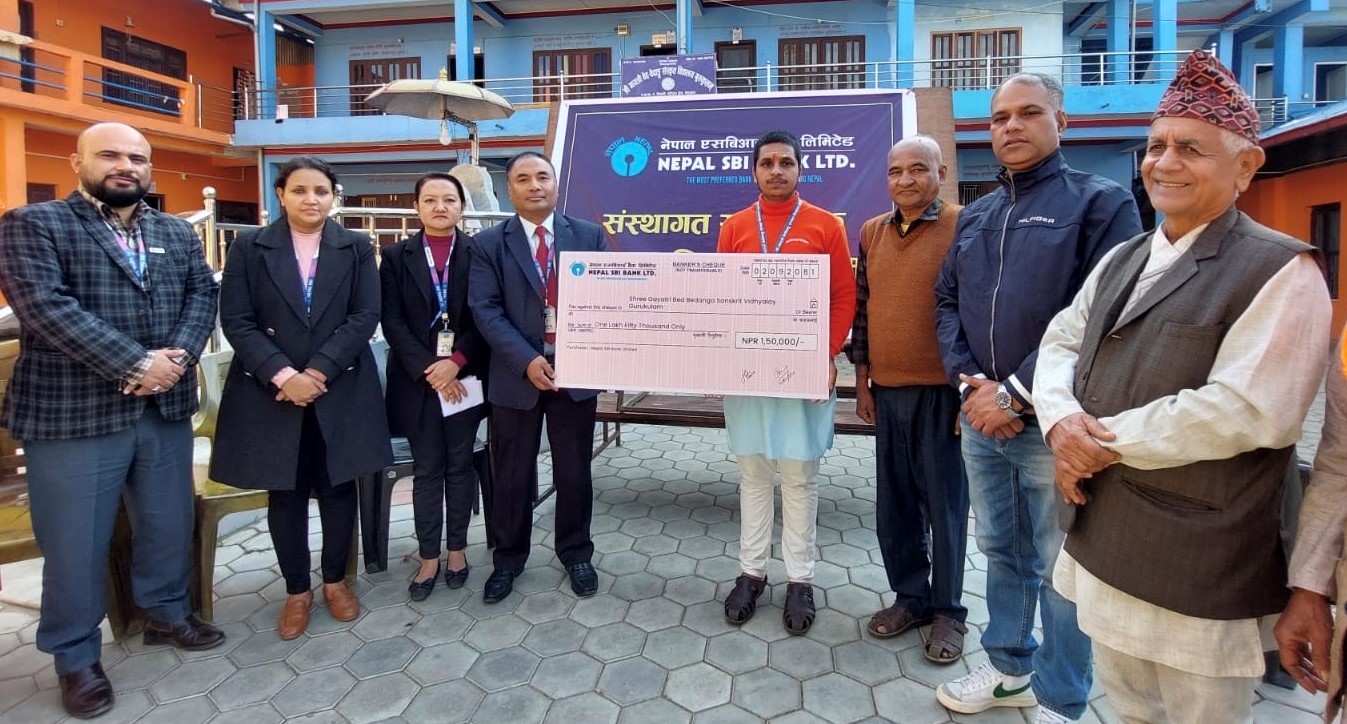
[995,384,1022,418]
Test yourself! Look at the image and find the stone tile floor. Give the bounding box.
[0,422,1330,723]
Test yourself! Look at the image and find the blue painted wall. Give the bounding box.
[957,143,1137,189]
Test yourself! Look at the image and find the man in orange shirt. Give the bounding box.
[716,129,856,635]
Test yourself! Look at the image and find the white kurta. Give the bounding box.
[1034,222,1332,678]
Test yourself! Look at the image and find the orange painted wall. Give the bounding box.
[25,128,257,214]
[19,0,253,92]
[1241,160,1347,331]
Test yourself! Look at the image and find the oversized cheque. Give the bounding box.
[554,252,829,398]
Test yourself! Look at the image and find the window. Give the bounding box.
[958,182,999,204]
[101,28,186,116]
[1311,203,1341,297]
[26,183,55,205]
[1316,63,1347,104]
[349,58,421,115]
[533,48,612,102]
[1253,64,1276,124]
[214,201,260,225]
[778,36,865,91]
[447,52,486,86]
[716,41,756,93]
[932,28,1020,90]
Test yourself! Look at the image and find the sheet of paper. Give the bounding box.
[440,375,485,417]
[554,252,830,399]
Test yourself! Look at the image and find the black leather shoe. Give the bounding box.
[59,662,114,719]
[408,561,440,603]
[567,562,599,598]
[483,566,523,604]
[142,615,225,651]
[444,564,471,590]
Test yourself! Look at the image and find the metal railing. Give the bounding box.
[181,186,511,273]
[238,49,1189,121]
[0,40,237,134]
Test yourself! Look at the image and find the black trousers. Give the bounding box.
[490,391,596,570]
[268,408,358,595]
[407,398,484,560]
[872,383,970,621]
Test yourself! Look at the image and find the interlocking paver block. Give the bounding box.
[616,698,694,724]
[872,678,949,724]
[351,604,419,641]
[473,684,550,721]
[582,621,648,662]
[404,640,478,686]
[136,694,217,724]
[597,656,668,705]
[401,678,486,723]
[148,656,234,703]
[288,631,363,672]
[521,617,588,656]
[609,571,665,601]
[768,637,833,680]
[665,661,732,712]
[335,671,419,722]
[464,646,541,691]
[344,635,419,679]
[644,627,707,669]
[532,650,603,699]
[705,630,768,674]
[731,666,802,719]
[464,613,531,652]
[266,665,354,717]
[625,597,685,632]
[105,649,179,691]
[406,609,474,647]
[544,692,621,724]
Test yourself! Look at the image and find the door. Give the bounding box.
[715,41,756,93]
[349,58,422,115]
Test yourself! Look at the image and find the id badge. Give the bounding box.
[544,306,557,334]
[436,330,455,357]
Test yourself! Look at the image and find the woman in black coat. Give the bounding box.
[210,157,392,639]
[381,172,489,601]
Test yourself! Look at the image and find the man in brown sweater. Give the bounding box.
[851,135,969,663]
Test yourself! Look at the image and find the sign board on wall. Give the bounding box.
[620,54,718,97]
[551,90,916,255]
[349,42,406,59]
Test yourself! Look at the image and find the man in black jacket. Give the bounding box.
[933,73,1142,724]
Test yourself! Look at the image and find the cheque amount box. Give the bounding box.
[554,252,830,399]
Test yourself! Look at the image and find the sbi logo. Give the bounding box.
[570,262,586,277]
[605,136,653,177]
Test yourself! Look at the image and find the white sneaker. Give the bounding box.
[1035,706,1076,724]
[935,661,1038,714]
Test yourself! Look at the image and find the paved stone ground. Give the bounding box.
[0,422,1331,723]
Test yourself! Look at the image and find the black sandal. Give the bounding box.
[783,582,816,635]
[724,574,767,624]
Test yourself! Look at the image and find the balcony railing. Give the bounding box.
[0,40,237,134]
[239,49,1189,121]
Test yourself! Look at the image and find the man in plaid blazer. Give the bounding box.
[0,122,222,719]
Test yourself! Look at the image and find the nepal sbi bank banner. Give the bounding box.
[552,90,915,255]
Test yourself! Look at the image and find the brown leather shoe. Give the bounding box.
[277,591,313,640]
[323,581,360,622]
[59,662,114,719]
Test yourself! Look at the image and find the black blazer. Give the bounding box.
[380,230,489,438]
[468,214,606,411]
[210,218,392,491]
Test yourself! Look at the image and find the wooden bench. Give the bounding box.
[592,389,874,459]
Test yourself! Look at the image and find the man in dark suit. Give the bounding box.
[0,122,223,719]
[469,151,606,603]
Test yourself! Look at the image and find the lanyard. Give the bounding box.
[422,240,451,328]
[300,253,318,313]
[533,237,555,297]
[104,220,147,287]
[755,198,803,255]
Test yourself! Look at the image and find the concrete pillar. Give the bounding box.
[895,0,915,88]
[454,0,475,81]
[256,6,277,119]
[0,113,25,213]
[1273,23,1304,107]
[676,0,694,54]
[1154,0,1177,80]
[1106,0,1130,83]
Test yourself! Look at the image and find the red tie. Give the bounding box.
[535,226,557,343]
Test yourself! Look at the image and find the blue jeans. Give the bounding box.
[961,417,1091,720]
[25,408,195,674]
